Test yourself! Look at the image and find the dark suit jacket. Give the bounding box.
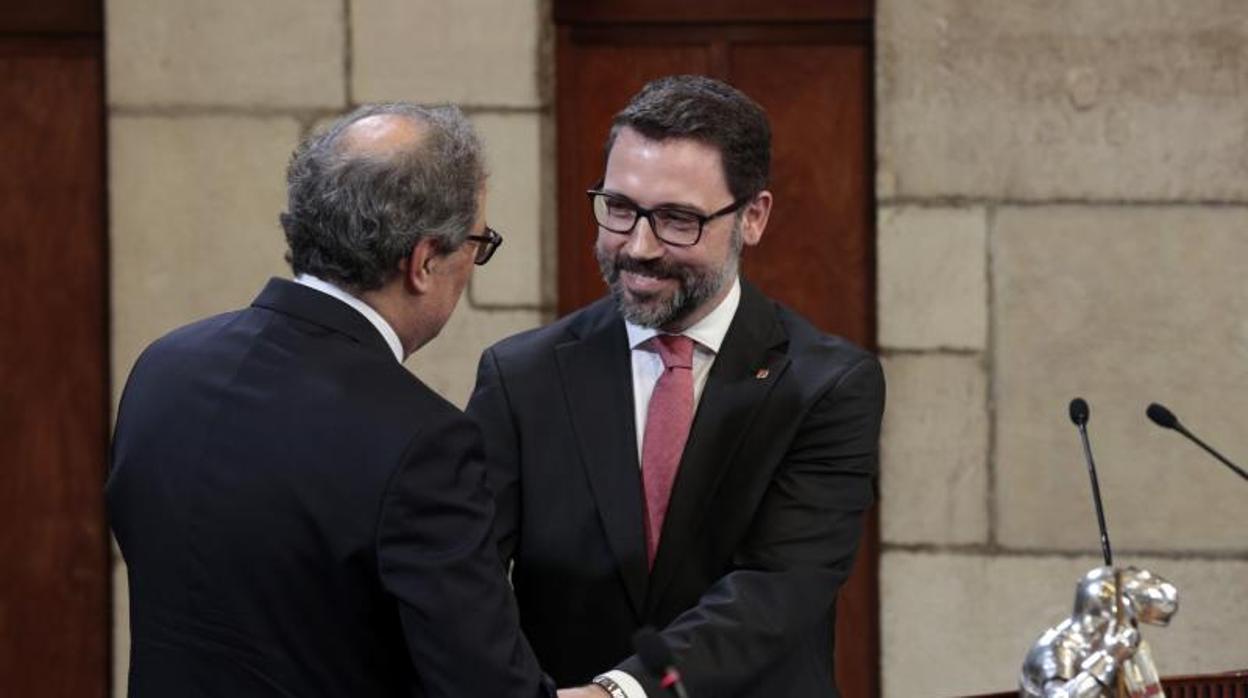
[467,281,885,697]
[107,278,553,698]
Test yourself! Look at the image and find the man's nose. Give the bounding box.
[624,215,665,260]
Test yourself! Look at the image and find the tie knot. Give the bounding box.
[652,334,694,369]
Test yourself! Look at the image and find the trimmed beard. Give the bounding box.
[596,218,742,329]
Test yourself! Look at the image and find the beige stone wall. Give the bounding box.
[877,2,1248,696]
[106,1,553,694]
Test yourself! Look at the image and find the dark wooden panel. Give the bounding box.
[568,22,872,47]
[731,42,877,698]
[0,35,100,58]
[0,0,101,34]
[734,43,873,346]
[0,42,109,698]
[555,0,872,24]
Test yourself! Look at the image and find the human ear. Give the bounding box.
[404,237,442,294]
[740,190,772,246]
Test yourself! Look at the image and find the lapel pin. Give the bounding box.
[754,368,770,380]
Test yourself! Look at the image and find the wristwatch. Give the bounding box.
[592,675,628,698]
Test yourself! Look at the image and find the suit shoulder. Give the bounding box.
[334,353,468,435]
[773,302,879,380]
[148,309,245,349]
[391,372,470,425]
[148,306,462,427]
[129,310,249,376]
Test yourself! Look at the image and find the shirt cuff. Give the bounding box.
[595,669,648,698]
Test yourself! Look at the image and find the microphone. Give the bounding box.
[1146,402,1248,481]
[1069,398,1113,566]
[633,627,690,698]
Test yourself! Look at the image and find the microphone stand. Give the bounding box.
[1182,431,1248,480]
[1071,398,1113,567]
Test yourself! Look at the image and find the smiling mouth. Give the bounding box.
[620,269,675,292]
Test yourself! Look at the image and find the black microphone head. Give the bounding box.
[1146,402,1179,430]
[633,627,673,676]
[1069,398,1090,426]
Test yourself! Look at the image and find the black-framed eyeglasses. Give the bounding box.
[465,226,502,265]
[585,187,749,247]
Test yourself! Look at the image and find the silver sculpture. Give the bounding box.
[1020,566,1178,698]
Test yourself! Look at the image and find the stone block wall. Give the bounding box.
[106,1,553,694]
[877,2,1248,695]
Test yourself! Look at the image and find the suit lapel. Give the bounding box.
[645,283,790,613]
[555,310,648,619]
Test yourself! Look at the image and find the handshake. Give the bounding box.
[558,628,688,698]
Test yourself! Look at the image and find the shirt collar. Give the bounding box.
[625,276,741,354]
[294,274,405,363]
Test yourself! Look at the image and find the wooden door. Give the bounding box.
[555,2,878,695]
[0,2,110,696]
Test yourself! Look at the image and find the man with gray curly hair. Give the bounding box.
[107,103,552,697]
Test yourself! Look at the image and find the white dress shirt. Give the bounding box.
[294,274,405,363]
[625,277,741,460]
[598,277,741,698]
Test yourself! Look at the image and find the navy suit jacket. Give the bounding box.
[107,278,553,698]
[467,281,885,697]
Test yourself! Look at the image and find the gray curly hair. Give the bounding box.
[280,102,485,291]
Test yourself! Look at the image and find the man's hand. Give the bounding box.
[557,686,610,698]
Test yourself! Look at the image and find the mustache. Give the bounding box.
[607,253,686,281]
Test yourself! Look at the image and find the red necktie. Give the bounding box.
[641,334,695,568]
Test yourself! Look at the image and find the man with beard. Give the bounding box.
[467,76,885,697]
